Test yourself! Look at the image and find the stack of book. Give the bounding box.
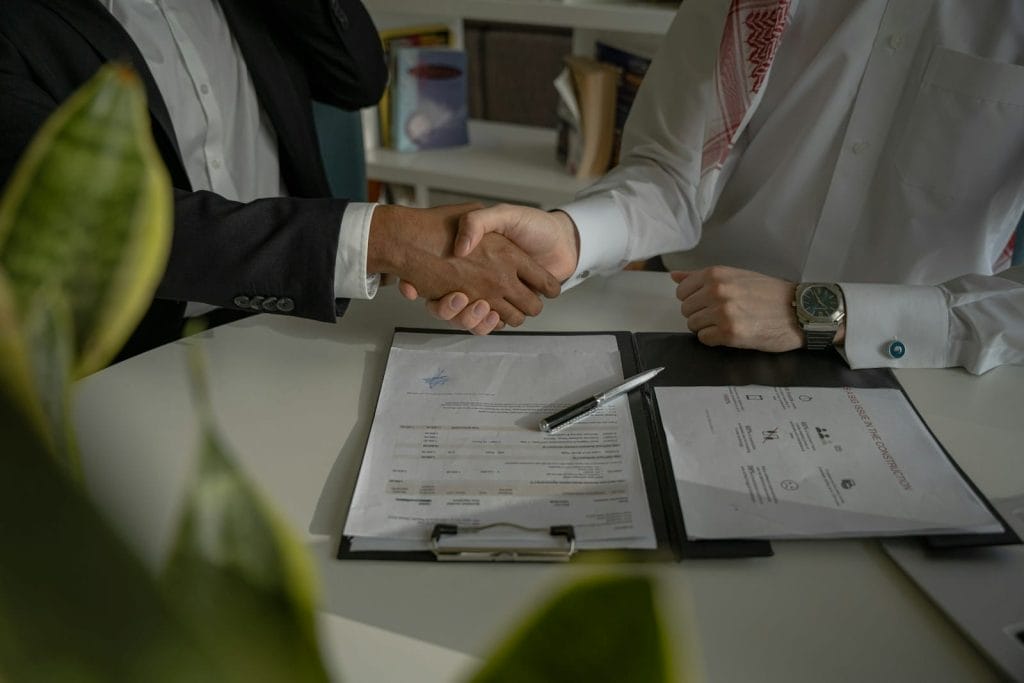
[555,40,652,178]
[595,40,652,168]
[555,55,618,178]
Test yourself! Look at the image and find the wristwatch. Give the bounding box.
[793,283,846,350]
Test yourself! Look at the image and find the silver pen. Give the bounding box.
[538,367,665,434]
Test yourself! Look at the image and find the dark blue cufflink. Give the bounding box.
[887,340,906,359]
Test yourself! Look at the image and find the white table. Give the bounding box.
[73,272,1023,682]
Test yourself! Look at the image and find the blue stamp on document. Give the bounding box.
[422,369,450,390]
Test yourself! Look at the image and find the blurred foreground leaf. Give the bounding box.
[0,63,172,378]
[0,269,45,443]
[0,376,217,683]
[160,346,330,682]
[20,286,79,473]
[469,575,672,683]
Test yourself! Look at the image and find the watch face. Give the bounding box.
[800,286,840,317]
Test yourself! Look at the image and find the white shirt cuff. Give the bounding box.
[839,283,949,369]
[334,202,379,300]
[559,195,630,291]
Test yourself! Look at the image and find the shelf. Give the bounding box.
[365,120,592,208]
[363,0,678,35]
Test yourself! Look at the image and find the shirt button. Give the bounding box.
[199,84,210,95]
[577,270,591,281]
[211,159,222,169]
[888,33,905,50]
[851,140,871,154]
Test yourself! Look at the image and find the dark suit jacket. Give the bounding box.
[0,0,387,359]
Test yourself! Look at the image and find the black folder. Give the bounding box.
[337,329,1019,562]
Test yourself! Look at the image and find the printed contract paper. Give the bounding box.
[656,385,1001,539]
[344,333,657,552]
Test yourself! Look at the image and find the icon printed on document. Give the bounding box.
[422,369,450,390]
[840,479,856,489]
[781,480,799,491]
[762,428,780,442]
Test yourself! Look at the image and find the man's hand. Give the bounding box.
[672,266,805,352]
[369,203,560,326]
[398,204,580,334]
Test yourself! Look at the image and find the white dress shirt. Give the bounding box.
[563,0,1024,374]
[106,0,378,313]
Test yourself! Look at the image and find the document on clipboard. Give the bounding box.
[337,330,1017,562]
[656,385,1002,540]
[341,331,658,558]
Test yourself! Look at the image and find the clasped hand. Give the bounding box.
[371,203,561,327]
[395,204,579,334]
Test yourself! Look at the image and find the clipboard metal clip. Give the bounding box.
[430,523,577,562]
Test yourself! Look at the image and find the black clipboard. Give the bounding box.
[634,332,1021,556]
[338,329,677,562]
[337,329,1018,562]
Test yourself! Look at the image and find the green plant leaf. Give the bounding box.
[0,268,80,472]
[0,268,46,444]
[0,63,172,377]
[161,346,329,683]
[469,575,672,683]
[0,377,219,683]
[21,286,79,474]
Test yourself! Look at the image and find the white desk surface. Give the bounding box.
[73,271,1023,682]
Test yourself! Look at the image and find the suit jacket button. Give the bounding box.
[261,297,277,311]
[233,295,250,308]
[250,295,265,310]
[277,297,295,312]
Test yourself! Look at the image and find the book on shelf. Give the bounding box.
[555,55,619,178]
[377,24,452,148]
[392,47,470,152]
[595,39,653,168]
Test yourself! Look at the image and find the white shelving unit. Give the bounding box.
[366,120,593,208]
[363,0,678,35]
[363,0,678,208]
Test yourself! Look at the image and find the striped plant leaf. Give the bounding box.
[0,367,220,683]
[0,268,47,448]
[469,575,673,683]
[21,286,79,473]
[160,346,329,683]
[0,63,171,377]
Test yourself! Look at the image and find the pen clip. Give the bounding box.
[539,398,598,433]
[542,405,600,434]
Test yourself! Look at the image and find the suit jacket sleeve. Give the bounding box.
[0,29,349,323]
[253,0,387,109]
[165,190,348,321]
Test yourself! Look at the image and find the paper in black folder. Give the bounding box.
[337,329,1017,562]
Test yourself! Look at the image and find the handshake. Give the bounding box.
[370,203,580,334]
[369,201,809,353]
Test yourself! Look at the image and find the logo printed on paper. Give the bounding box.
[422,369,450,390]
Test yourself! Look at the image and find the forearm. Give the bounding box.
[161,190,349,321]
[841,267,1024,374]
[562,0,730,282]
